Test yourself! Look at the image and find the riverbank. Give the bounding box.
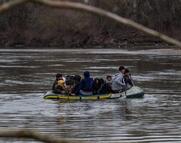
[0,28,176,49]
[0,1,181,48]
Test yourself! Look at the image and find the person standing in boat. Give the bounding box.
[79,71,94,96]
[111,66,126,93]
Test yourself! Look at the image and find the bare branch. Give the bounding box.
[0,0,27,12]
[0,129,84,143]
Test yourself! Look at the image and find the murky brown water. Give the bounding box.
[0,48,181,143]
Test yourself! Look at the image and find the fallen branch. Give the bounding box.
[0,129,84,143]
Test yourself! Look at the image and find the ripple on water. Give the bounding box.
[0,48,181,143]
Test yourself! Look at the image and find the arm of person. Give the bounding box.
[115,75,125,86]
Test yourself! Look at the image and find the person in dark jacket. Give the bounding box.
[79,71,94,96]
[123,68,134,89]
[71,75,81,95]
[98,75,112,94]
[92,78,102,95]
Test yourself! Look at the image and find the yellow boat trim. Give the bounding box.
[44,94,112,100]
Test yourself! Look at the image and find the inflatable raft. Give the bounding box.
[44,86,144,100]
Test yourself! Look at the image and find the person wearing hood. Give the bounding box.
[79,71,94,96]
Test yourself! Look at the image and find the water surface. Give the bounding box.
[0,48,181,143]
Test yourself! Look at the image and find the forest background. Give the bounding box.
[0,0,181,48]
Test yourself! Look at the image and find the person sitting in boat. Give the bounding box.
[92,78,102,95]
[64,75,75,95]
[106,75,112,84]
[111,66,126,93]
[79,71,94,96]
[123,68,134,89]
[98,75,112,94]
[52,73,66,94]
[105,75,113,93]
[71,75,81,95]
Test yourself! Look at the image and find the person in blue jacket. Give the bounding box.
[79,71,94,96]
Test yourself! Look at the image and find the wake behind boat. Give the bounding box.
[44,86,144,100]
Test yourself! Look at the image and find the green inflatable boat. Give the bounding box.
[44,86,144,100]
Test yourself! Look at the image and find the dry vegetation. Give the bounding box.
[0,0,181,47]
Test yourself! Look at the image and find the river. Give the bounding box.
[0,48,181,143]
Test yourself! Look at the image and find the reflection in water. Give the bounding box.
[0,48,181,143]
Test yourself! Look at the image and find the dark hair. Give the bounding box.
[124,68,130,74]
[84,71,90,78]
[106,75,112,79]
[119,66,125,71]
[65,75,74,85]
[99,78,105,84]
[56,73,62,78]
[74,75,81,82]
